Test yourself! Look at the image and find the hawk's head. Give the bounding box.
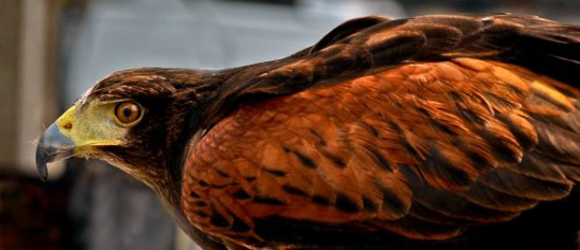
[35,68,210,189]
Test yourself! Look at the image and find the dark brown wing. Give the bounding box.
[181,14,580,249]
[204,14,579,126]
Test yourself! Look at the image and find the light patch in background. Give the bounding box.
[17,0,60,177]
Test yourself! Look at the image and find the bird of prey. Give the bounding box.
[36,14,579,250]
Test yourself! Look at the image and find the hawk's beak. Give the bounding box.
[35,123,75,181]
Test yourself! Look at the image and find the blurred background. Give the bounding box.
[0,0,578,249]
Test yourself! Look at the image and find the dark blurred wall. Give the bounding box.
[0,173,71,250]
[0,0,62,171]
[0,0,64,249]
[0,0,22,166]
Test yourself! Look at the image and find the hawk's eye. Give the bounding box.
[115,101,142,125]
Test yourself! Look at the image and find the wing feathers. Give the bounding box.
[310,15,392,53]
[220,14,577,104]
[180,15,580,248]
[478,168,572,200]
[459,181,538,212]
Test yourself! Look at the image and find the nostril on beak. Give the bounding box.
[63,123,72,130]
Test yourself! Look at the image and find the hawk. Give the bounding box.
[36,14,580,250]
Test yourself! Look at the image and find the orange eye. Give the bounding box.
[115,102,142,125]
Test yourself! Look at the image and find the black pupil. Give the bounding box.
[123,107,132,118]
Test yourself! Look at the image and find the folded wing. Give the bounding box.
[181,14,580,249]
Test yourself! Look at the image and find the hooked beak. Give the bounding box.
[35,123,76,181]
